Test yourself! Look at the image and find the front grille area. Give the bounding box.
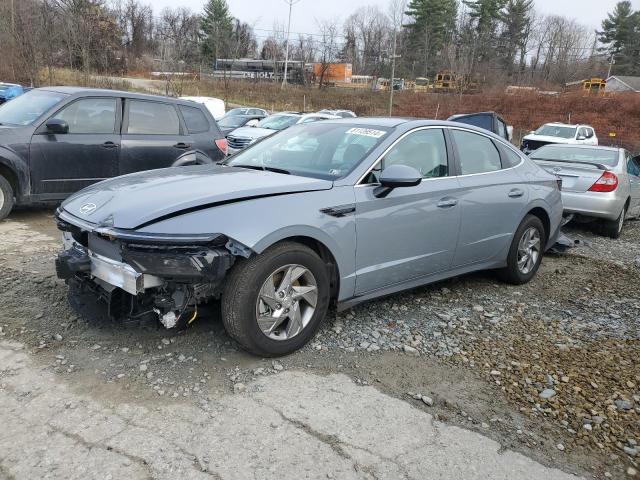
[226,135,252,150]
[523,139,553,151]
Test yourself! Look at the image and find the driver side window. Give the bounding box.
[363,129,448,184]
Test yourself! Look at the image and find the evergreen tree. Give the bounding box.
[598,1,640,75]
[405,0,458,76]
[200,0,233,66]
[499,0,534,75]
[462,0,507,62]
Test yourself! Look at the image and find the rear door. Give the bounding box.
[29,96,120,196]
[449,128,529,267]
[119,99,190,175]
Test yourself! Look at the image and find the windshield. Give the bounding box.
[531,146,619,167]
[257,114,300,131]
[225,123,390,180]
[0,86,10,92]
[218,115,246,128]
[534,124,577,139]
[0,90,67,126]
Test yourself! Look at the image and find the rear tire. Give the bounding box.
[498,214,545,285]
[0,174,15,221]
[601,206,626,239]
[221,241,330,357]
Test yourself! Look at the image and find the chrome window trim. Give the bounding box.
[355,125,524,187]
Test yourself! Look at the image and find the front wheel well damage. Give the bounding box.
[527,207,551,247]
[0,163,19,197]
[272,236,340,303]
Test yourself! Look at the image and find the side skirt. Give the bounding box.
[337,259,506,312]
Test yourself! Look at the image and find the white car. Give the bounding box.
[179,96,226,120]
[318,109,357,118]
[226,112,339,155]
[521,123,598,154]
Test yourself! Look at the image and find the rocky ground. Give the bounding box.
[0,209,638,479]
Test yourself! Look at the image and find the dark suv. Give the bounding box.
[0,87,227,219]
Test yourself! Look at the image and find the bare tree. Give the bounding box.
[316,17,341,88]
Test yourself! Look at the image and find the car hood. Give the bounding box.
[522,134,574,144]
[61,165,333,230]
[228,126,278,140]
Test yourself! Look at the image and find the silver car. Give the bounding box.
[530,145,640,238]
[55,119,563,356]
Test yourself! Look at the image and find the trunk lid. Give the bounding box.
[532,160,606,193]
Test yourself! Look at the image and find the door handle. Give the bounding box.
[508,189,525,198]
[173,142,190,149]
[101,141,118,149]
[437,198,458,208]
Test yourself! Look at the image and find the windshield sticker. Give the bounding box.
[346,128,386,138]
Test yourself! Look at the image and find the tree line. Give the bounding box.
[0,0,638,88]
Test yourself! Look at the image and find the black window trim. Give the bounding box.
[35,95,122,135]
[122,98,185,136]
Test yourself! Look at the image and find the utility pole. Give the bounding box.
[281,0,301,89]
[388,0,407,116]
[607,54,615,78]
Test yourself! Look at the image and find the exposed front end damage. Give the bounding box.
[54,212,242,328]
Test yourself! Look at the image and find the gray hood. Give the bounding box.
[61,165,333,230]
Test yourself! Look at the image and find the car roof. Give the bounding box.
[36,86,199,106]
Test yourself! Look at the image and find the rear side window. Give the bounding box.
[126,100,180,135]
[179,105,210,133]
[451,130,502,175]
[502,148,523,168]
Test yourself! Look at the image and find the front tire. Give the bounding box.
[0,174,15,221]
[221,241,330,357]
[498,215,545,285]
[601,206,626,239]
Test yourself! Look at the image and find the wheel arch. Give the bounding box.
[252,229,344,303]
[526,206,551,246]
[171,150,213,167]
[0,153,27,200]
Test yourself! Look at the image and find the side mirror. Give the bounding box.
[246,119,259,127]
[576,135,586,141]
[374,164,422,198]
[46,118,69,134]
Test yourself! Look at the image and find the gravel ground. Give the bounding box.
[0,210,638,479]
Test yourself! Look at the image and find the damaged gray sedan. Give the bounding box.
[55,118,563,356]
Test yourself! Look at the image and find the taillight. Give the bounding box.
[215,138,228,156]
[588,171,618,192]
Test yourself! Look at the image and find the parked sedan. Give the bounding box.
[226,112,339,155]
[0,87,227,220]
[55,118,562,356]
[530,144,640,238]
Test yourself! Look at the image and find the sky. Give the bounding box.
[149,0,640,35]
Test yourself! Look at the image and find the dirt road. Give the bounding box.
[0,209,638,479]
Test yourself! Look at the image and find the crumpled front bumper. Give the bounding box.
[56,235,164,295]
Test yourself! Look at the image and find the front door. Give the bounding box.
[29,97,120,196]
[119,99,191,175]
[354,128,461,294]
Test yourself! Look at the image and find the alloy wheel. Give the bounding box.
[255,264,318,341]
[517,227,541,275]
